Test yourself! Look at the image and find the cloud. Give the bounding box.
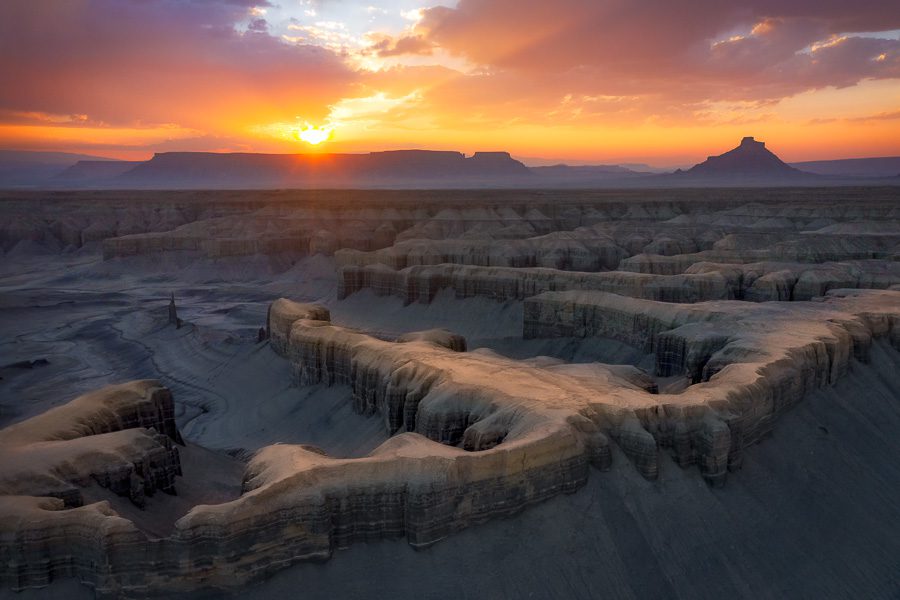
[412,0,900,106]
[0,0,357,133]
[370,35,434,57]
[247,18,269,33]
[811,109,900,125]
[1,0,898,161]
[253,90,423,144]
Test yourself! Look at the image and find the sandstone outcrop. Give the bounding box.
[524,289,900,479]
[339,263,739,303]
[338,260,900,305]
[5,189,898,260]
[5,187,900,597]
[334,225,726,272]
[4,287,899,595]
[396,328,468,352]
[0,380,182,510]
[266,299,330,355]
[620,233,900,274]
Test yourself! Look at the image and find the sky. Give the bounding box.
[1,0,899,166]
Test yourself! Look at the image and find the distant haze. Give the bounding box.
[2,138,898,190]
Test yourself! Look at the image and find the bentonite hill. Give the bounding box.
[3,0,900,596]
[1,185,899,598]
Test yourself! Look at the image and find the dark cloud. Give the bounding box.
[371,35,434,57]
[247,18,269,33]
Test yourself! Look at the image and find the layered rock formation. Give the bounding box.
[339,263,740,303]
[688,260,900,301]
[6,188,897,264]
[266,299,331,355]
[338,260,900,305]
[524,289,900,480]
[0,381,182,509]
[620,233,900,275]
[3,288,899,595]
[4,187,900,597]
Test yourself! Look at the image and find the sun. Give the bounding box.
[295,124,333,145]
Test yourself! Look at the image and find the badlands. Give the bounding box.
[1,187,899,598]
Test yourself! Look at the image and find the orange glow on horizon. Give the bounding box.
[294,124,334,146]
[2,1,899,166]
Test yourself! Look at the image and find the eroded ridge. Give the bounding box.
[620,232,900,275]
[0,380,183,509]
[3,291,899,595]
[525,288,900,475]
[338,260,900,304]
[338,263,740,304]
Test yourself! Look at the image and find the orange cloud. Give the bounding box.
[1,0,899,163]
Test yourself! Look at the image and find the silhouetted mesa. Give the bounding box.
[687,137,802,177]
[54,160,143,184]
[116,150,532,188]
[789,156,900,177]
[5,142,898,190]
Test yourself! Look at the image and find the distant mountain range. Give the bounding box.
[0,150,118,187]
[1,140,898,189]
[117,150,531,188]
[790,156,900,177]
[54,160,143,182]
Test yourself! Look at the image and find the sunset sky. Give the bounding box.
[1,0,899,166]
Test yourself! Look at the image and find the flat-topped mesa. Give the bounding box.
[741,136,762,147]
[115,149,534,188]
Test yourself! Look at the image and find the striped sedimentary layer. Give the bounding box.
[4,290,899,596]
[0,380,183,509]
[620,233,900,275]
[338,259,900,305]
[338,263,739,304]
[524,288,900,478]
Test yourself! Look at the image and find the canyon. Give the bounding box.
[0,187,898,598]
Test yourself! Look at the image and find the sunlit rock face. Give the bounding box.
[5,288,897,595]
[1,188,899,596]
[0,381,183,509]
